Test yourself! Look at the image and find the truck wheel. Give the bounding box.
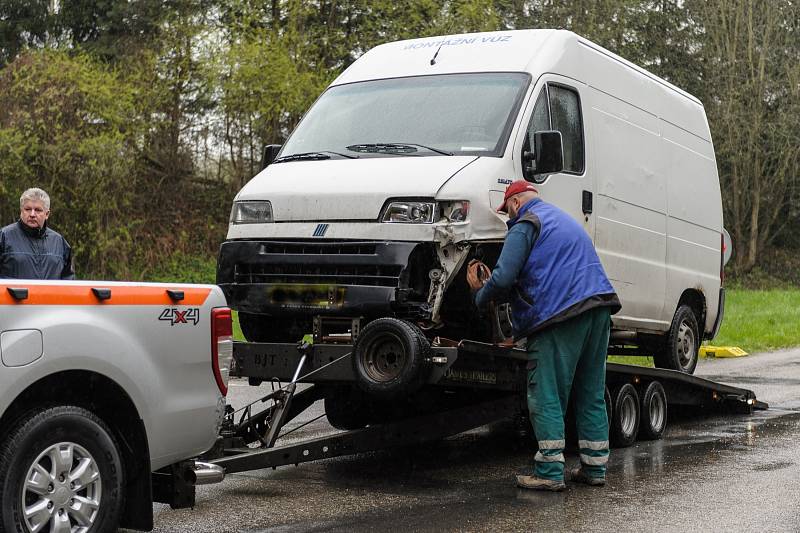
[353,318,430,398]
[0,406,124,533]
[239,312,307,343]
[654,305,700,374]
[604,386,613,427]
[609,384,640,448]
[639,381,668,440]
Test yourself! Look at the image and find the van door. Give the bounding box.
[500,77,594,235]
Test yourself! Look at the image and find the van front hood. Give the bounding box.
[237,156,479,221]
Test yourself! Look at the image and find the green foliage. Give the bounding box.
[713,289,800,352]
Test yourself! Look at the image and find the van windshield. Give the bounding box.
[279,72,530,160]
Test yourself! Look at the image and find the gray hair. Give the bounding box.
[20,188,51,210]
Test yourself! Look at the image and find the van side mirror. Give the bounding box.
[523,131,563,181]
[261,144,282,169]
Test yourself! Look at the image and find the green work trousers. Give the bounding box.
[526,306,611,481]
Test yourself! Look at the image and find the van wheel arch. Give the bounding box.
[0,370,153,531]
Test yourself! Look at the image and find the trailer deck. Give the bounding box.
[207,340,766,475]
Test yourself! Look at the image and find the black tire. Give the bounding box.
[639,381,668,440]
[654,305,700,374]
[604,386,613,427]
[609,383,640,448]
[239,312,309,343]
[324,388,371,430]
[0,406,124,533]
[353,318,431,398]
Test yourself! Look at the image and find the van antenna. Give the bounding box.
[430,40,444,66]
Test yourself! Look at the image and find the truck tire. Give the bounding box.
[609,383,640,448]
[0,406,124,533]
[654,305,700,374]
[604,386,613,427]
[638,381,668,440]
[239,312,307,343]
[353,318,431,398]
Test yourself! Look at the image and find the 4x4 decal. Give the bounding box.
[159,308,200,326]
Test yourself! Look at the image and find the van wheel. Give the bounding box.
[639,381,668,440]
[654,305,700,374]
[353,318,430,398]
[239,312,308,343]
[610,384,640,448]
[0,406,124,533]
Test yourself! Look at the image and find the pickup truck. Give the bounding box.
[0,280,232,532]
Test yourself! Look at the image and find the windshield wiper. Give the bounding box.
[346,143,453,156]
[273,151,358,163]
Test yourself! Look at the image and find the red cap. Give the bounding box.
[497,180,538,213]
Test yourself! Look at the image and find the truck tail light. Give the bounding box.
[211,307,233,396]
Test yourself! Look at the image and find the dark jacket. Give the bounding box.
[475,198,619,339]
[0,221,75,280]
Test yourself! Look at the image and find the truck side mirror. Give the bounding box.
[261,144,282,169]
[523,131,563,181]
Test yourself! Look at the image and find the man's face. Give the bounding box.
[20,200,49,229]
[506,195,522,219]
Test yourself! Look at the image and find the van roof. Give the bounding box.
[333,29,708,139]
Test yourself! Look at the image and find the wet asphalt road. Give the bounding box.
[141,349,800,532]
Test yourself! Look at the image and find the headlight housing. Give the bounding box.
[438,201,470,223]
[381,201,436,223]
[230,201,273,224]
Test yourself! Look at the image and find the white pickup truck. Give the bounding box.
[0,280,232,532]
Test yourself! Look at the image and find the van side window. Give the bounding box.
[548,85,584,173]
[524,84,585,174]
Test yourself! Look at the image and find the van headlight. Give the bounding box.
[230,201,273,224]
[438,201,470,222]
[381,201,436,223]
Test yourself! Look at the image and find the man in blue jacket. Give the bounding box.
[468,180,620,491]
[0,188,74,280]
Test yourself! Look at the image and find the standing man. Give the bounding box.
[468,180,620,491]
[0,188,75,279]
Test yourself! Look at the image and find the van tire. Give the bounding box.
[609,384,640,448]
[654,305,700,374]
[0,406,124,533]
[353,318,430,398]
[638,381,668,440]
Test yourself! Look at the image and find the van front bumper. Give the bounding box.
[216,239,433,318]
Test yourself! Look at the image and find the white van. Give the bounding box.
[217,29,725,375]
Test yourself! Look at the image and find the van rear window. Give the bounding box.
[280,72,530,160]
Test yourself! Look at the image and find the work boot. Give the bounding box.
[515,474,565,492]
[566,467,605,486]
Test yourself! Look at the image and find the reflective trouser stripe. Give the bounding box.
[535,451,565,463]
[579,440,609,451]
[580,454,609,466]
[538,440,566,450]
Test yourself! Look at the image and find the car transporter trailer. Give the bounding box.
[206,330,767,476]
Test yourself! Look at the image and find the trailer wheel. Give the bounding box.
[639,381,668,440]
[654,305,700,374]
[610,384,640,448]
[353,318,430,398]
[0,406,124,533]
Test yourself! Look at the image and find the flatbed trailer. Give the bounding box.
[208,339,767,475]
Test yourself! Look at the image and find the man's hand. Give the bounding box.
[467,259,491,292]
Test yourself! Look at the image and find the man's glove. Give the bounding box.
[467,259,491,293]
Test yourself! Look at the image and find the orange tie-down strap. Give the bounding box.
[0,284,212,306]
